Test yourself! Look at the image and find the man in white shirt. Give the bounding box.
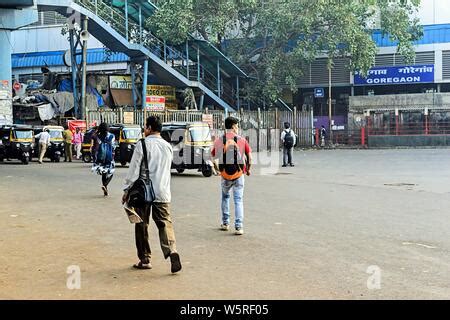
[281,122,296,167]
[34,128,51,164]
[122,116,181,273]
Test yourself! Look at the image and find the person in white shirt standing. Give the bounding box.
[34,128,51,164]
[122,116,182,274]
[281,122,296,167]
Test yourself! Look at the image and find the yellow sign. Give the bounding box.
[147,85,178,110]
[110,75,132,90]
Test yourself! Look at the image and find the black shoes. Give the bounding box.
[170,252,182,273]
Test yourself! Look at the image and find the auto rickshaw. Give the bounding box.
[33,125,65,162]
[109,124,143,166]
[161,122,214,177]
[0,125,34,164]
[81,127,97,163]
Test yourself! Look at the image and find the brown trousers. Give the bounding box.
[135,202,177,263]
[64,142,72,161]
[38,142,47,162]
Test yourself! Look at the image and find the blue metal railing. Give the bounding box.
[74,0,237,107]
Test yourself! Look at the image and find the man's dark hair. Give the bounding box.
[284,122,290,129]
[146,116,162,132]
[225,117,239,130]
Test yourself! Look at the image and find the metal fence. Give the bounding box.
[87,107,314,150]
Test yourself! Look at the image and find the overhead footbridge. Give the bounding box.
[34,0,247,112]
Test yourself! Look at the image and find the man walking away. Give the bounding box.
[211,117,252,236]
[320,125,327,148]
[281,122,296,167]
[122,116,182,273]
[34,128,50,164]
[63,126,73,162]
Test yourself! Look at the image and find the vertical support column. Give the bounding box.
[257,107,261,152]
[217,59,221,97]
[0,30,12,86]
[125,0,129,41]
[163,40,167,63]
[236,76,240,109]
[0,29,13,124]
[138,5,142,45]
[197,46,200,82]
[95,0,98,15]
[293,106,297,142]
[328,63,332,145]
[361,127,365,146]
[81,16,89,121]
[199,92,204,111]
[69,29,79,118]
[425,107,429,135]
[131,63,137,111]
[186,40,189,79]
[395,108,399,136]
[365,110,371,136]
[142,59,148,110]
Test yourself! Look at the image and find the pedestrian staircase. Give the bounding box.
[35,0,247,111]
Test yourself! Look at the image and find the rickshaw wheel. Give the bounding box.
[121,161,127,167]
[176,168,185,174]
[202,167,213,177]
[83,154,92,163]
[22,157,29,165]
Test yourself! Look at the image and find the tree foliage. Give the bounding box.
[148,0,423,103]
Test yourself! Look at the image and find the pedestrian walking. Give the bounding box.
[73,128,83,160]
[34,128,50,164]
[122,116,182,273]
[281,122,296,167]
[63,126,73,162]
[320,125,327,147]
[91,122,115,197]
[211,116,252,236]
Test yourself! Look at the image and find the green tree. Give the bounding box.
[148,0,423,103]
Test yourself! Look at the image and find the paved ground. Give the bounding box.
[1,149,450,299]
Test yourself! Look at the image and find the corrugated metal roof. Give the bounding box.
[12,48,129,68]
[373,24,450,47]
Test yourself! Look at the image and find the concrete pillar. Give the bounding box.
[0,30,12,83]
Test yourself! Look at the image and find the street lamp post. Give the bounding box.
[328,59,333,145]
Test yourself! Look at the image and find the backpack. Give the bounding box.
[218,135,245,181]
[284,129,294,149]
[96,133,114,164]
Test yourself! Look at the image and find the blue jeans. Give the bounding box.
[221,175,245,229]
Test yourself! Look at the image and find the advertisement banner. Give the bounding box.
[354,65,435,86]
[147,85,178,110]
[146,96,166,111]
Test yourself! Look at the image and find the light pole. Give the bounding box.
[328,59,333,145]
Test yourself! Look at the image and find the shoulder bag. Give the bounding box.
[127,139,156,208]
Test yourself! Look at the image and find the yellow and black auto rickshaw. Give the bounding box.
[0,125,34,164]
[33,125,65,162]
[161,122,214,177]
[81,124,142,165]
[81,127,97,163]
[109,124,143,166]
